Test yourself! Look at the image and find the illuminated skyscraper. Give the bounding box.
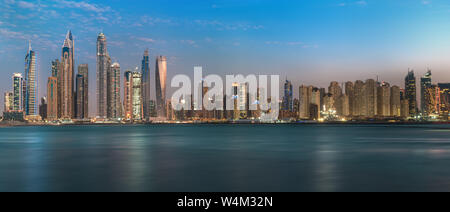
[131,72,143,120]
[4,92,13,112]
[377,82,391,117]
[405,70,417,116]
[60,30,75,119]
[155,56,167,118]
[76,64,89,119]
[141,49,151,119]
[12,73,23,111]
[353,80,365,117]
[24,42,37,115]
[282,80,293,111]
[97,32,109,118]
[420,70,432,116]
[345,81,354,116]
[108,62,121,119]
[299,85,312,119]
[438,83,450,119]
[47,77,58,121]
[365,79,377,117]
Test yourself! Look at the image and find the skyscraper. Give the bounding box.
[299,85,312,119]
[47,77,58,121]
[123,70,133,120]
[4,92,13,112]
[365,79,377,117]
[77,64,89,119]
[39,97,47,120]
[420,70,432,116]
[60,30,75,119]
[377,82,391,117]
[24,42,37,115]
[345,81,354,116]
[75,74,85,119]
[107,62,121,119]
[97,32,109,118]
[390,86,401,117]
[131,72,143,120]
[405,70,417,117]
[12,73,23,111]
[141,49,151,119]
[155,56,167,118]
[282,80,293,112]
[353,80,365,117]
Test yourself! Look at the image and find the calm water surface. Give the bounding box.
[0,124,449,192]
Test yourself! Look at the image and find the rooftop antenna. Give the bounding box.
[28,40,32,51]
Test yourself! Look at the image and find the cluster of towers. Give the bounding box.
[281,70,450,121]
[3,31,169,122]
[3,43,38,121]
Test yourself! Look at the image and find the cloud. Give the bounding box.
[17,1,36,9]
[0,28,27,39]
[134,37,156,43]
[52,0,111,13]
[336,1,368,7]
[422,0,431,5]
[193,19,264,31]
[355,1,368,6]
[265,41,317,48]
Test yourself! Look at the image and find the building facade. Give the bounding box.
[155,56,167,118]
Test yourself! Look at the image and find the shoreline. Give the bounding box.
[0,120,449,127]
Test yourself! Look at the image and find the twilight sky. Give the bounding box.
[1,0,450,115]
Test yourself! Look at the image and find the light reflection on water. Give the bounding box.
[0,124,449,191]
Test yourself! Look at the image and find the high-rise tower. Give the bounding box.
[107,62,121,119]
[60,30,75,119]
[97,32,109,118]
[421,69,432,116]
[24,42,37,115]
[405,70,417,116]
[155,56,167,118]
[141,49,151,119]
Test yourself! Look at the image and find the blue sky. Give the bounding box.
[1,0,450,115]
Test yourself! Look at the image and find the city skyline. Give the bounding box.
[2,0,450,115]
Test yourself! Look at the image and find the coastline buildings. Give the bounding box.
[4,92,13,112]
[155,55,167,118]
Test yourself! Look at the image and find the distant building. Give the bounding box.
[390,86,401,117]
[377,82,391,117]
[405,70,417,116]
[4,92,13,112]
[123,70,133,120]
[76,64,89,119]
[97,32,110,118]
[107,62,121,119]
[155,56,167,118]
[24,42,37,116]
[420,70,432,116]
[365,79,377,117]
[60,30,74,119]
[131,72,143,120]
[299,85,312,119]
[438,83,450,120]
[345,81,354,116]
[47,77,58,121]
[282,80,293,112]
[142,49,151,119]
[12,73,23,111]
[39,97,47,120]
[353,80,365,117]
